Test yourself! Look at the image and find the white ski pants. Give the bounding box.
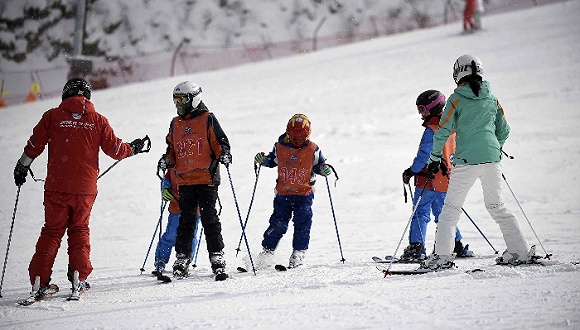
[434,162,529,256]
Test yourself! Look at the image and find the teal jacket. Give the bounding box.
[430,81,510,165]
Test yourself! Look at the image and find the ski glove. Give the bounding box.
[439,161,448,177]
[321,164,332,177]
[254,152,265,165]
[162,188,175,202]
[130,138,145,156]
[219,152,232,166]
[402,168,416,184]
[427,160,440,176]
[157,155,172,171]
[14,153,33,187]
[14,161,29,186]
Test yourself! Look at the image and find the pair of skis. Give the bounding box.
[154,269,228,282]
[372,256,484,275]
[18,283,90,306]
[19,272,90,306]
[236,264,295,273]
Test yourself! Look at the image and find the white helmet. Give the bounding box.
[173,81,202,115]
[453,54,484,84]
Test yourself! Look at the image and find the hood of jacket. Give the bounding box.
[59,96,95,115]
[454,80,491,100]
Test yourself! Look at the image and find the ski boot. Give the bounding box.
[288,249,306,269]
[210,251,228,281]
[173,253,191,279]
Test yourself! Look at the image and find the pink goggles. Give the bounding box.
[417,94,445,116]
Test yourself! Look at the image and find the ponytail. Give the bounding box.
[457,60,483,96]
[468,80,481,97]
[469,60,481,96]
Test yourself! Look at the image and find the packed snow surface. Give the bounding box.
[0,2,579,329]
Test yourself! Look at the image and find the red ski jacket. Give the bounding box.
[23,96,134,195]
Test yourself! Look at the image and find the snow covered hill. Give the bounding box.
[0,1,579,329]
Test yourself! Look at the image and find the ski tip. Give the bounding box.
[237,266,248,273]
[18,300,35,306]
[215,273,229,281]
[158,275,172,283]
[274,264,287,271]
[468,268,485,273]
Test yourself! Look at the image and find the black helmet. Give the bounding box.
[62,78,91,100]
[416,90,445,120]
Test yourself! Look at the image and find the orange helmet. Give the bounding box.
[286,114,311,147]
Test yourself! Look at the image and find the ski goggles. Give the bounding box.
[173,93,190,106]
[417,94,445,117]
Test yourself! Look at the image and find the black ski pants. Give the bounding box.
[175,184,224,258]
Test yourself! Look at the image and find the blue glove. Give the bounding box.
[162,188,175,202]
[321,164,332,177]
[254,152,265,165]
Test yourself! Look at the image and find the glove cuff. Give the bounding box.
[428,154,441,163]
[19,153,33,167]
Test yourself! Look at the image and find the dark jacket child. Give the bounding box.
[158,81,232,281]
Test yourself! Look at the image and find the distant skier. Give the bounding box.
[400,90,473,262]
[158,81,232,281]
[422,54,537,270]
[463,0,477,33]
[14,78,146,301]
[253,114,333,269]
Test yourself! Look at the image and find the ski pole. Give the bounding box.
[408,181,497,254]
[99,135,151,180]
[225,165,257,275]
[460,207,498,254]
[192,226,204,268]
[383,178,432,276]
[140,200,167,274]
[0,186,21,298]
[154,199,164,274]
[325,174,346,263]
[502,173,551,259]
[500,150,551,259]
[235,164,261,257]
[406,184,425,250]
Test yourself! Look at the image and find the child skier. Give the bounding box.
[400,90,473,262]
[253,114,332,269]
[152,168,202,277]
[158,81,232,281]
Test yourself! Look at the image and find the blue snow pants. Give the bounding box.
[262,194,314,251]
[409,188,462,246]
[155,212,201,265]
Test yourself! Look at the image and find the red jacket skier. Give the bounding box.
[463,0,477,32]
[14,78,146,299]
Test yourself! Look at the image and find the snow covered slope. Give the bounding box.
[0,2,579,329]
